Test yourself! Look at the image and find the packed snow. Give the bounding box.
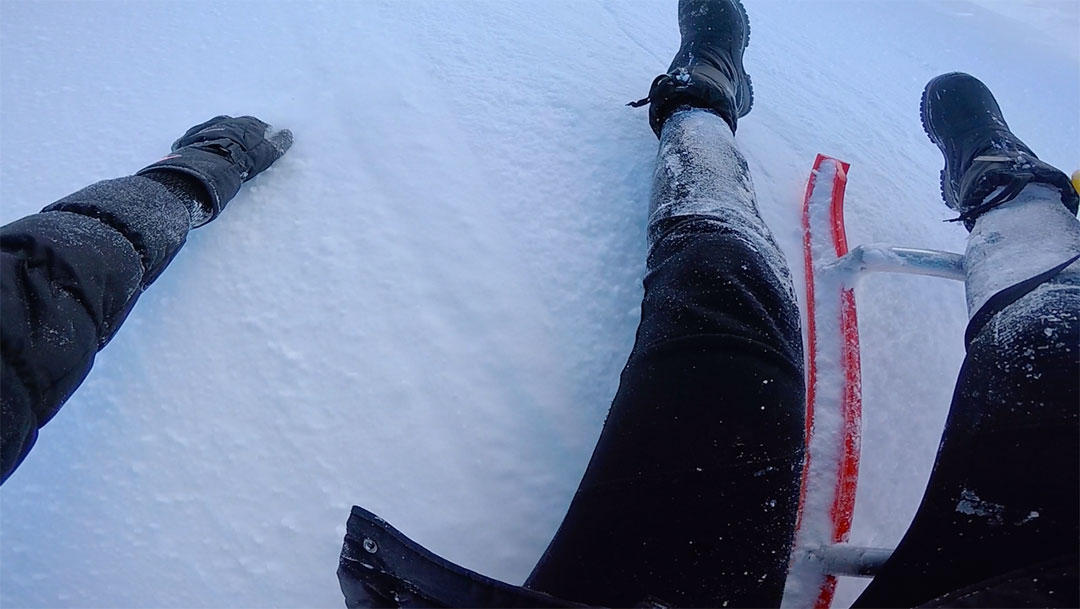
[1,1,1076,607]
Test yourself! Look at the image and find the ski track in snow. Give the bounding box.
[1,1,1076,607]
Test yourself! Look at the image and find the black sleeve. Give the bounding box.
[1,176,192,483]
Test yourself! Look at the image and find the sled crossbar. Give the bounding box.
[807,544,894,578]
[787,156,963,609]
[802,248,958,586]
[822,245,965,283]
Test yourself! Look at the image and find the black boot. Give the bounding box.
[630,0,753,137]
[921,72,1079,230]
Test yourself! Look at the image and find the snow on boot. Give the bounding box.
[921,73,1080,337]
[920,72,1079,230]
[630,0,753,136]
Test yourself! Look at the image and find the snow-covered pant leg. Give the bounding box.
[525,110,805,608]
[854,190,1080,608]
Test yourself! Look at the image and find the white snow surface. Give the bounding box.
[1,1,1076,607]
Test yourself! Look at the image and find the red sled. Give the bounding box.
[784,155,965,608]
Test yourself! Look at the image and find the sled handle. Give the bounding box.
[823,245,965,283]
[805,544,894,579]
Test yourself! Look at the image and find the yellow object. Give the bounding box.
[1073,170,1080,195]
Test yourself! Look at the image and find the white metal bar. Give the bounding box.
[807,544,895,578]
[822,245,965,283]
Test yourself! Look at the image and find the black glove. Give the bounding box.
[137,115,293,225]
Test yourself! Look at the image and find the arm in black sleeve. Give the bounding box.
[0,115,291,484]
[1,174,196,483]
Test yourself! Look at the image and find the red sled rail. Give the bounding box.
[783,156,965,608]
[785,155,862,609]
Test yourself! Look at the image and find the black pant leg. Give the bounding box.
[526,216,805,608]
[854,282,1080,607]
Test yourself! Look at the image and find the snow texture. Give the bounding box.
[1,1,1077,607]
[650,109,794,301]
[964,184,1080,315]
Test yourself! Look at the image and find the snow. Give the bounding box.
[955,489,1006,521]
[1,1,1077,607]
[964,185,1080,314]
[649,108,794,303]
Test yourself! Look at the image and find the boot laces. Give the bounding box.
[946,172,1034,225]
[627,74,673,108]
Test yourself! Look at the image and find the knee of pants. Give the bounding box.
[972,285,1080,408]
[639,218,802,367]
[959,282,1079,431]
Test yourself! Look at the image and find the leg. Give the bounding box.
[855,257,1079,607]
[855,74,1080,606]
[526,109,805,607]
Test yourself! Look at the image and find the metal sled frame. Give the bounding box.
[786,155,964,609]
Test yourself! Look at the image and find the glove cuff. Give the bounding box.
[140,169,215,227]
[136,145,244,224]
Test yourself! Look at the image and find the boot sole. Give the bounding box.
[920,73,955,210]
[733,0,754,117]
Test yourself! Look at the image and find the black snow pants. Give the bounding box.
[854,279,1079,607]
[525,110,807,608]
[526,109,1078,607]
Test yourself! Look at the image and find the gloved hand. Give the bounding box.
[137,115,293,225]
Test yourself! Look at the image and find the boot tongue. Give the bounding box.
[692,44,739,87]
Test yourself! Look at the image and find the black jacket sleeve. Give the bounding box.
[1,176,191,483]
